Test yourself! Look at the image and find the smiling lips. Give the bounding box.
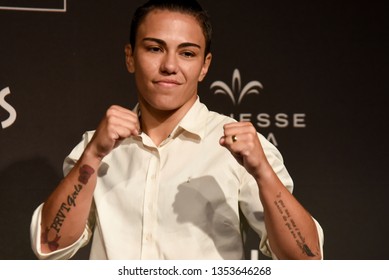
[154,79,182,87]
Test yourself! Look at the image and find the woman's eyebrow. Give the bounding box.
[142,37,201,49]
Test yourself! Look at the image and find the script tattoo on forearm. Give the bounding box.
[41,165,95,251]
[274,192,316,257]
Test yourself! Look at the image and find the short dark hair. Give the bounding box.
[129,0,212,55]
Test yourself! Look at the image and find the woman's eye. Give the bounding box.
[182,51,195,58]
[148,46,162,53]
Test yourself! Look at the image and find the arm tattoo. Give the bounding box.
[274,192,317,257]
[41,164,95,251]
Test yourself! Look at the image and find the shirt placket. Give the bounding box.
[140,148,160,259]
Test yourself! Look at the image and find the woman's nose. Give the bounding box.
[160,52,179,74]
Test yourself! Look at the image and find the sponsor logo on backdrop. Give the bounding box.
[210,69,263,105]
[0,87,17,129]
[0,0,67,12]
[210,69,306,146]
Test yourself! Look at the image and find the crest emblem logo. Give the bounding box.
[210,69,263,105]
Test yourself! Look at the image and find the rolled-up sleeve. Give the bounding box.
[30,203,92,260]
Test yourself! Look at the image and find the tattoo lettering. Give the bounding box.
[67,184,83,207]
[42,164,95,251]
[50,202,71,233]
[274,192,316,257]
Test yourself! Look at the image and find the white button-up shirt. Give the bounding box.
[30,98,324,259]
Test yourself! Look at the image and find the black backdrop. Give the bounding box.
[0,0,388,259]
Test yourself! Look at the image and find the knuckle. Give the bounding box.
[248,125,256,134]
[107,105,119,115]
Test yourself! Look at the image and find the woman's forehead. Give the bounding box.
[136,10,205,45]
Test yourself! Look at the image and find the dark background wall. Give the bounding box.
[0,0,387,259]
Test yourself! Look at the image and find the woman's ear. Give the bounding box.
[125,44,135,73]
[198,53,212,82]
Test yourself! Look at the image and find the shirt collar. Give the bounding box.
[132,96,209,141]
[175,97,208,140]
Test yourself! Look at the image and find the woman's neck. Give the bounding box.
[138,104,187,146]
